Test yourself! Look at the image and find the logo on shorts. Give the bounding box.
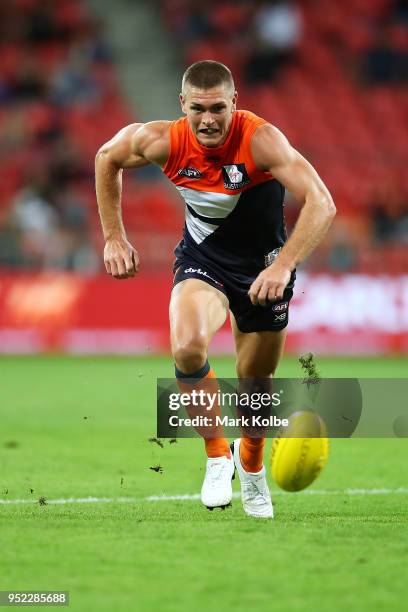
[184,267,223,286]
[273,302,288,312]
[274,312,287,322]
[178,167,203,179]
[222,164,250,190]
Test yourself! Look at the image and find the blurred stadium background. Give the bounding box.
[0,0,407,356]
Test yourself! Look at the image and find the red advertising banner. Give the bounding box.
[0,272,407,354]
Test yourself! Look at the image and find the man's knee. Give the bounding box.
[236,359,277,379]
[172,332,208,374]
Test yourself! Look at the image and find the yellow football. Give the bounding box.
[270,411,329,492]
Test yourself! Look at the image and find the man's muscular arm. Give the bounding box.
[249,124,336,305]
[95,121,169,278]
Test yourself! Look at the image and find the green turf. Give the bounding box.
[1,356,407,611]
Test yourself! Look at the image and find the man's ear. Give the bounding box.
[232,90,238,112]
[180,93,187,114]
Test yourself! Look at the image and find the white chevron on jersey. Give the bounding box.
[184,207,216,243]
[176,186,241,218]
[176,186,241,244]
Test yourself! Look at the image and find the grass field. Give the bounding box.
[1,355,407,611]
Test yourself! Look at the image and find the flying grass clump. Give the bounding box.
[299,352,320,386]
[148,437,164,448]
[149,465,163,474]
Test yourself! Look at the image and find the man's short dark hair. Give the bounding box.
[182,60,235,94]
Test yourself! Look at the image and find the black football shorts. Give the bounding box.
[173,255,294,333]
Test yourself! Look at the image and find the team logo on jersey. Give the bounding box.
[222,164,250,190]
[178,167,203,179]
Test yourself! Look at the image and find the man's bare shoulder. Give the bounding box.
[251,122,294,172]
[96,120,171,169]
[252,122,290,150]
[133,120,171,166]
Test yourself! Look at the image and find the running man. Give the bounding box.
[95,60,335,518]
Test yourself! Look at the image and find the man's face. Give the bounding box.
[180,84,237,148]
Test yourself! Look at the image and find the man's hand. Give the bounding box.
[104,237,139,279]
[248,262,291,306]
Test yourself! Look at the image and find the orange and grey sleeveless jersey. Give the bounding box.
[162,110,289,275]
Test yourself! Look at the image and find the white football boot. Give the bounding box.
[232,439,273,518]
[201,454,235,510]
